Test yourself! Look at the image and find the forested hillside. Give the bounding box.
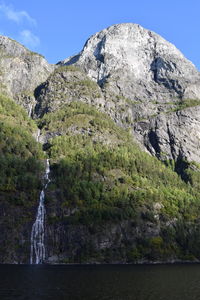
[1,23,200,263]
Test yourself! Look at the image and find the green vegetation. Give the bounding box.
[36,101,200,262]
[152,98,200,109]
[164,159,200,190]
[0,94,46,262]
[38,103,200,222]
[39,68,101,114]
[48,136,200,223]
[2,94,200,263]
[0,94,44,205]
[54,65,81,73]
[0,94,37,133]
[28,51,45,59]
[167,99,200,113]
[132,99,200,123]
[38,101,125,140]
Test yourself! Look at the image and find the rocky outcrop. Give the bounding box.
[45,219,163,264]
[34,66,104,117]
[45,198,200,264]
[61,23,200,102]
[0,35,54,114]
[134,105,200,163]
[44,190,174,264]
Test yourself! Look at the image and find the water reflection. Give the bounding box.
[0,264,200,299]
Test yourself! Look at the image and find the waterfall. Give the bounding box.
[36,129,40,143]
[30,159,50,264]
[28,103,33,118]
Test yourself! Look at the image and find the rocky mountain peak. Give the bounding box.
[62,23,200,101]
[0,34,54,113]
[0,35,27,56]
[2,24,200,265]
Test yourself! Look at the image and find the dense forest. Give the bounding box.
[39,101,200,262]
[2,94,200,262]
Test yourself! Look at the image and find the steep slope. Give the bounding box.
[34,65,104,118]
[2,94,200,263]
[0,35,54,114]
[39,102,200,263]
[33,65,135,133]
[0,94,44,263]
[134,104,200,164]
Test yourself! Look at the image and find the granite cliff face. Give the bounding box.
[62,23,200,102]
[134,106,200,164]
[0,36,54,114]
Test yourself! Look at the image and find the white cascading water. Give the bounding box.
[30,159,50,264]
[28,103,33,118]
[36,129,40,143]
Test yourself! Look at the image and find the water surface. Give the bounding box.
[0,264,200,299]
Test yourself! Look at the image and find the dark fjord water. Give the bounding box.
[1,264,200,300]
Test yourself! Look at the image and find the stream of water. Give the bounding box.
[30,159,50,264]
[28,103,33,118]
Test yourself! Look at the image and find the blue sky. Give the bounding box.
[0,0,199,69]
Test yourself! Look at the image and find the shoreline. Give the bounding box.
[1,260,200,266]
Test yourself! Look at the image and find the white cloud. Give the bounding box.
[0,3,36,26]
[19,30,40,48]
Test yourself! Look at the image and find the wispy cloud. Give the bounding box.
[19,30,40,48]
[0,3,36,26]
[0,3,40,50]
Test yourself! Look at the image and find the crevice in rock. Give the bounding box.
[33,82,48,118]
[147,130,161,156]
[150,57,184,97]
[174,155,191,183]
[166,122,177,161]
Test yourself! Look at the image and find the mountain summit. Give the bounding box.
[62,23,200,102]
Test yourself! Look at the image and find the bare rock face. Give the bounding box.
[134,106,200,163]
[0,35,54,113]
[62,23,200,102]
